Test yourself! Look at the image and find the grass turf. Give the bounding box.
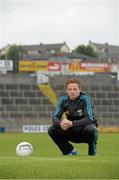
[0,132,119,179]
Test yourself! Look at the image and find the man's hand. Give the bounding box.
[60,119,73,131]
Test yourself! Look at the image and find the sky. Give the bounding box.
[0,0,119,50]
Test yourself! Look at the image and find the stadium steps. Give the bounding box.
[38,84,58,106]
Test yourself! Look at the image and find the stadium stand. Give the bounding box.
[0,73,119,132]
[0,74,55,132]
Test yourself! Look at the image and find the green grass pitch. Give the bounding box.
[0,132,119,179]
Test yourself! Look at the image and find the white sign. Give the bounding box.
[36,72,49,84]
[0,60,13,71]
[23,125,50,133]
[111,64,119,72]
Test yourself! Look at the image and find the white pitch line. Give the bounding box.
[0,156,112,163]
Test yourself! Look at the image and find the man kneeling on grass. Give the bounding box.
[48,78,98,156]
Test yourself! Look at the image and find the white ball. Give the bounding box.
[16,142,33,156]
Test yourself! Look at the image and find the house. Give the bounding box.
[89,41,119,63]
[0,42,70,59]
[0,44,11,56]
[22,42,70,56]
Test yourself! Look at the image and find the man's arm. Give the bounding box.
[72,95,94,127]
[52,97,65,127]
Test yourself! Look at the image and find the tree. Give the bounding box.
[6,45,24,73]
[75,44,98,58]
[0,54,6,59]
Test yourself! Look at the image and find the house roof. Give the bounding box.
[90,42,119,54]
[22,42,70,52]
[66,52,96,61]
[23,53,54,60]
[22,51,96,62]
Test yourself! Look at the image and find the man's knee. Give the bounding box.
[48,125,56,136]
[84,124,98,142]
[85,124,97,133]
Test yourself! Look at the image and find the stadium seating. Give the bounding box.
[0,74,55,132]
[0,73,119,132]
